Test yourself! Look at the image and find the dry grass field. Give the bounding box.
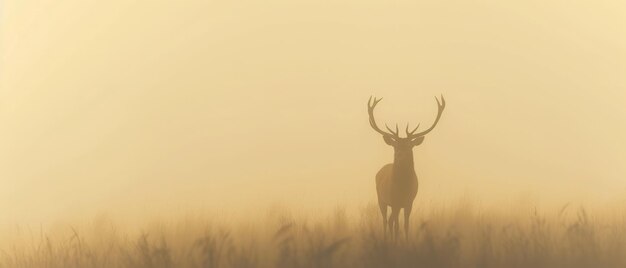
[2,202,626,268]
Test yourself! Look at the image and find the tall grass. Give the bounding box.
[2,203,626,268]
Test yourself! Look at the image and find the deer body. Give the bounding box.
[377,165,418,207]
[368,95,445,240]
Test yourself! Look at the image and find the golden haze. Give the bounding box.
[1,0,625,226]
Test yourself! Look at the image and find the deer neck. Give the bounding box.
[392,150,416,179]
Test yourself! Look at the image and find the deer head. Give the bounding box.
[368,95,446,163]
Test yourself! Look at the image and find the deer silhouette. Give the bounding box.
[367,95,446,240]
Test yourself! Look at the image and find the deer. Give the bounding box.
[367,95,446,240]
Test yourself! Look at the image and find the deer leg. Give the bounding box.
[404,204,413,241]
[394,213,400,241]
[387,209,393,236]
[389,207,401,242]
[387,212,394,235]
[379,203,388,239]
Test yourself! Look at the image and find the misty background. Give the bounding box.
[1,1,625,225]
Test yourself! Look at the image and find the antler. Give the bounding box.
[368,96,400,139]
[407,95,446,138]
[406,123,420,137]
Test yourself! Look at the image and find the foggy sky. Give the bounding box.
[1,0,625,224]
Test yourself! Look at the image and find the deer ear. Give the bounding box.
[382,136,396,146]
[411,136,425,146]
